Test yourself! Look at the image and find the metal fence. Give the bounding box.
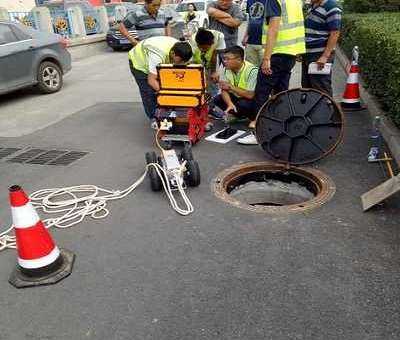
[8,11,37,29]
[49,9,72,38]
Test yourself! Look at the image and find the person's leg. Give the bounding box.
[235,98,257,120]
[302,52,334,96]
[301,53,312,89]
[271,54,297,94]
[129,61,157,119]
[212,94,228,111]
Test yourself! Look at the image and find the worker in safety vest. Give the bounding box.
[212,46,258,122]
[128,36,193,128]
[189,28,225,100]
[237,0,305,145]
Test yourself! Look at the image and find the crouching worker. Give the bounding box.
[128,36,193,128]
[212,46,258,124]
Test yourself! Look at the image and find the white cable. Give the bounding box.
[0,163,194,252]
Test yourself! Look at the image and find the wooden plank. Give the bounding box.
[361,174,400,211]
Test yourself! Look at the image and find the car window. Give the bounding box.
[176,2,205,11]
[0,24,18,45]
[10,25,31,41]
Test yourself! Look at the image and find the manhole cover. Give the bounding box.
[256,88,344,165]
[213,162,336,214]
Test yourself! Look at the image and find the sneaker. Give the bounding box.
[209,107,225,120]
[205,122,214,132]
[150,118,158,130]
[237,133,258,145]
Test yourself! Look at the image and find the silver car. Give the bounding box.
[0,21,72,95]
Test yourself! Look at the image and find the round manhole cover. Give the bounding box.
[213,162,336,214]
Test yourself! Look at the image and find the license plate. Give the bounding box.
[119,39,129,44]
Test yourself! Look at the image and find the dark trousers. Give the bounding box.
[254,54,296,112]
[301,52,334,97]
[213,93,257,120]
[129,60,157,119]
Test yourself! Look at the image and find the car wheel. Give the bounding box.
[203,19,208,28]
[37,61,63,94]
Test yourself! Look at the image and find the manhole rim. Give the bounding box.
[212,161,336,214]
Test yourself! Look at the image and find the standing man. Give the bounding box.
[242,0,266,66]
[128,37,193,127]
[119,0,177,46]
[301,0,342,96]
[237,0,305,145]
[207,0,245,48]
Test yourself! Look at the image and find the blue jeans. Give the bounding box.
[254,54,296,112]
[129,60,157,119]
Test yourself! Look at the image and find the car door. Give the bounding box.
[0,23,35,93]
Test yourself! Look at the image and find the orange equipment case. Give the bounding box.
[156,64,209,144]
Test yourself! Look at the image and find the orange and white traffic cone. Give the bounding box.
[341,46,365,111]
[8,185,75,288]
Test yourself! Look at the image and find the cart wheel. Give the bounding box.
[180,144,193,161]
[163,140,173,150]
[145,152,162,192]
[185,160,201,187]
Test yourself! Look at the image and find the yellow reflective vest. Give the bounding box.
[128,36,178,74]
[224,61,258,97]
[262,0,306,56]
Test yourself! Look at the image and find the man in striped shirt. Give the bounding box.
[119,0,177,46]
[301,0,342,96]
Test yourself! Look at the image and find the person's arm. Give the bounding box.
[119,21,139,46]
[207,6,231,19]
[221,90,237,112]
[147,54,163,91]
[148,72,160,92]
[219,80,254,100]
[261,16,280,75]
[230,86,254,99]
[316,31,340,69]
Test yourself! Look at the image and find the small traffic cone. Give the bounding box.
[341,46,365,111]
[8,185,75,288]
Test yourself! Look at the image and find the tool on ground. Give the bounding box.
[144,124,200,214]
[367,116,382,162]
[341,46,365,112]
[361,151,399,211]
[8,185,75,288]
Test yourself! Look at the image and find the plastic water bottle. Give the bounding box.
[367,116,381,162]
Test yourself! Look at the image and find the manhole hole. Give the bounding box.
[213,162,336,214]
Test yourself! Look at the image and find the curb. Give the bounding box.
[336,46,400,167]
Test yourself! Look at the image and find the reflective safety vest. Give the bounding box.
[224,61,258,97]
[128,36,178,74]
[191,30,224,69]
[262,0,305,56]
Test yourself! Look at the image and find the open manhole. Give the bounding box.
[213,89,343,214]
[213,162,336,214]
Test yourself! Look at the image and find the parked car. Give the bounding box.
[175,0,210,28]
[105,3,141,51]
[0,21,71,95]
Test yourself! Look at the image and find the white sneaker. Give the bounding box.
[237,133,258,145]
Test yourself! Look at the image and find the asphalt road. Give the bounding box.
[0,41,399,339]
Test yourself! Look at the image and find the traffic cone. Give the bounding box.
[341,46,365,111]
[8,185,75,288]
